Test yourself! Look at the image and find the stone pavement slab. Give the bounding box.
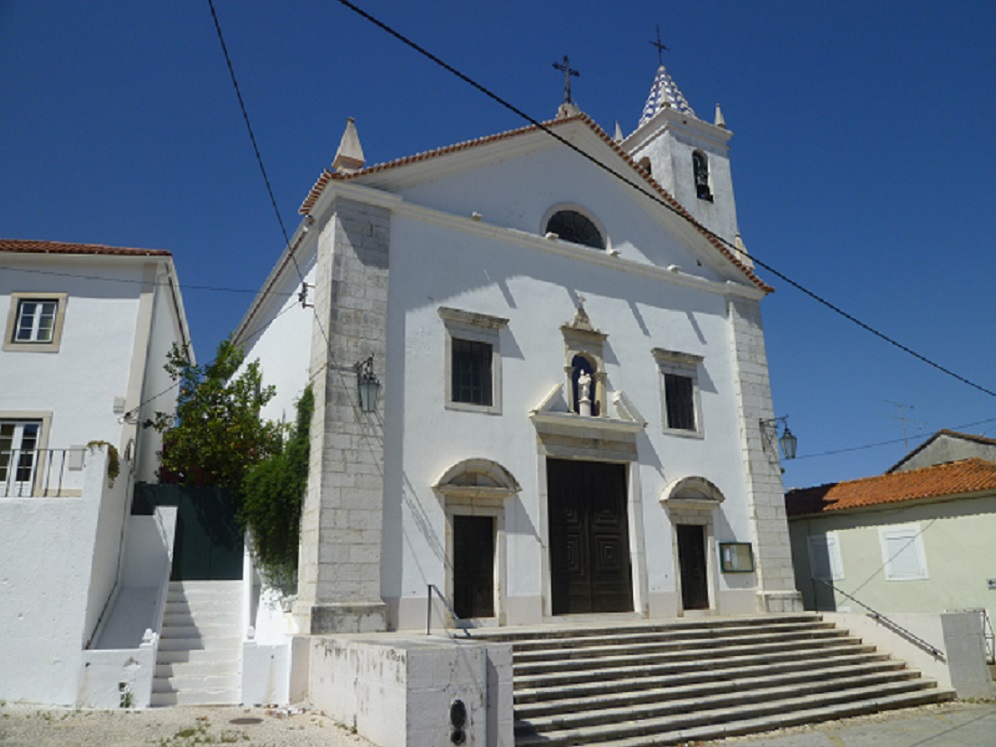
[711,701,996,747]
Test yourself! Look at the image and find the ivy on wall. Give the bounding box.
[240,386,313,589]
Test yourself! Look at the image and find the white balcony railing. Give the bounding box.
[0,448,87,497]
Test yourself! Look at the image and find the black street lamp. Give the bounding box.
[356,356,381,413]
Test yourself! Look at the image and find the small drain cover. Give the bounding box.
[229,718,263,725]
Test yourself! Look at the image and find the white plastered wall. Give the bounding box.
[382,188,761,627]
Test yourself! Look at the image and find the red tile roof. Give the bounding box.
[785,458,996,517]
[0,238,171,257]
[298,114,772,294]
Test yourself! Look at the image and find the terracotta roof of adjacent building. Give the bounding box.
[298,114,772,293]
[0,238,171,257]
[785,458,996,517]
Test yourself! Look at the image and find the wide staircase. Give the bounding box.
[474,613,955,746]
[151,581,242,706]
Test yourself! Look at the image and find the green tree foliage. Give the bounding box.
[240,386,313,587]
[152,338,283,491]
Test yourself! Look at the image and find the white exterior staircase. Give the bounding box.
[473,613,955,746]
[151,581,242,706]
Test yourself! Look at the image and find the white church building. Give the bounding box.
[235,61,802,638]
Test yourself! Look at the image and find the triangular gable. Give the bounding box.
[299,114,771,293]
[887,429,996,473]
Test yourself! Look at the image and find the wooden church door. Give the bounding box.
[677,524,710,610]
[548,459,633,614]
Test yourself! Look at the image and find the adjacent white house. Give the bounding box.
[0,239,191,706]
[234,61,802,643]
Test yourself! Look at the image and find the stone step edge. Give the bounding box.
[513,679,946,746]
[512,639,875,682]
[520,688,956,747]
[514,659,913,715]
[514,669,928,732]
[474,614,823,643]
[508,621,837,651]
[512,629,849,662]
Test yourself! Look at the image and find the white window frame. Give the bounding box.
[438,307,508,415]
[0,412,52,497]
[879,523,929,581]
[807,532,844,581]
[3,293,68,353]
[652,348,704,437]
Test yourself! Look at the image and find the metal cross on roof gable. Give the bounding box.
[552,55,580,104]
[650,25,669,65]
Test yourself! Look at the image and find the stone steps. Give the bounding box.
[151,581,242,707]
[475,614,955,747]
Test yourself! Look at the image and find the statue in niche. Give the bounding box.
[577,370,592,417]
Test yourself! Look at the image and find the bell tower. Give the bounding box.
[621,59,740,247]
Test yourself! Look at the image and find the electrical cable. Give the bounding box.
[795,415,996,460]
[333,0,996,401]
[206,0,385,467]
[205,0,996,465]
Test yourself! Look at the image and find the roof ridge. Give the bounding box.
[297,115,771,293]
[0,238,172,257]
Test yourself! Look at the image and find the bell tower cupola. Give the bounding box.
[621,37,740,246]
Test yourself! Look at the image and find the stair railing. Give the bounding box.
[426,584,471,638]
[974,608,995,665]
[813,578,944,660]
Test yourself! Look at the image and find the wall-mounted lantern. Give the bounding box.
[356,356,381,413]
[760,416,798,460]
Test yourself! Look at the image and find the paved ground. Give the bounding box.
[0,703,376,747]
[712,700,996,747]
[1,700,993,746]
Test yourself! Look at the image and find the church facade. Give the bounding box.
[235,62,801,634]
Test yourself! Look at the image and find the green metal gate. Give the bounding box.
[133,483,243,581]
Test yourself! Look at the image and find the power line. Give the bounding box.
[206,1,996,465]
[206,0,384,465]
[333,0,996,401]
[206,0,334,357]
[796,415,996,460]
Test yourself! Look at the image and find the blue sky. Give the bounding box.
[2,1,994,489]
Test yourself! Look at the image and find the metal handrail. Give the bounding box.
[426,584,471,638]
[813,578,945,660]
[973,607,995,665]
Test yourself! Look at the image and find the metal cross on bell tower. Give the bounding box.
[649,24,669,65]
[552,54,580,104]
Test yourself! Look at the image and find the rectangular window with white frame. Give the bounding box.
[0,419,44,497]
[807,532,844,581]
[3,292,68,352]
[879,523,928,581]
[438,307,508,415]
[652,348,704,436]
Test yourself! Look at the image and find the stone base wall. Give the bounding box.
[306,635,514,747]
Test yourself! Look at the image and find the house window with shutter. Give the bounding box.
[879,524,928,581]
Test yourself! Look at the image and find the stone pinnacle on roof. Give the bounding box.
[714,103,726,129]
[332,117,365,174]
[638,64,696,126]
